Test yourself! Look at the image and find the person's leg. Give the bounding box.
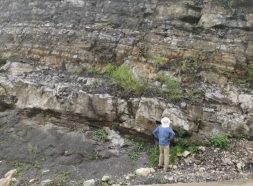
[158,146,164,167]
[163,145,170,172]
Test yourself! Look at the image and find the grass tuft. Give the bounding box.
[209,133,230,149]
[104,64,144,94]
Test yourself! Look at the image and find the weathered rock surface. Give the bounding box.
[0,0,252,72]
[135,168,155,177]
[0,111,252,185]
[0,0,252,185]
[0,169,16,186]
[0,61,252,139]
[0,0,252,139]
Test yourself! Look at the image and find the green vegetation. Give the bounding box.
[14,161,31,176]
[169,138,202,163]
[169,57,202,75]
[48,171,71,186]
[128,151,141,161]
[147,137,204,166]
[152,55,167,66]
[180,58,201,74]
[27,143,38,159]
[130,137,206,166]
[157,75,181,101]
[104,64,144,94]
[169,145,183,164]
[148,146,159,166]
[225,0,245,8]
[86,65,100,75]
[102,182,109,186]
[128,141,146,161]
[184,89,205,103]
[209,133,230,149]
[94,128,108,141]
[104,63,115,76]
[226,0,236,7]
[223,71,247,84]
[246,64,253,82]
[223,64,253,87]
[12,161,31,184]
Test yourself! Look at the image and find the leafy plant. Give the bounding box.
[128,151,141,161]
[128,141,146,161]
[170,145,184,163]
[94,128,108,141]
[104,64,116,76]
[209,133,230,149]
[13,161,31,180]
[86,65,100,75]
[102,182,109,186]
[180,58,201,74]
[170,137,204,163]
[105,64,144,94]
[225,0,244,8]
[223,71,246,84]
[148,146,159,166]
[48,171,71,186]
[157,75,181,101]
[27,143,38,159]
[184,89,205,103]
[152,56,167,66]
[246,64,253,82]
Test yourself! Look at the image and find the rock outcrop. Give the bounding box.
[0,0,252,72]
[0,0,252,139]
[0,61,252,139]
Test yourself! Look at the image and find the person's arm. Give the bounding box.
[152,127,159,139]
[169,129,175,141]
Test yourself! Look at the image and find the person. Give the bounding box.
[152,117,175,172]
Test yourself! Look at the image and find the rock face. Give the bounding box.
[0,0,253,139]
[0,0,252,70]
[0,60,252,139]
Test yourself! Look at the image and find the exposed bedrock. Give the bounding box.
[0,61,252,139]
[0,0,252,140]
[0,0,252,71]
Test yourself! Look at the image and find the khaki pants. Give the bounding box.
[158,145,170,171]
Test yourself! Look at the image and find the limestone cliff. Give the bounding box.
[0,0,252,139]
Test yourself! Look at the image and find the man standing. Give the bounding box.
[152,117,175,172]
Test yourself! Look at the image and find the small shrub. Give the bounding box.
[48,171,71,186]
[225,0,239,8]
[152,56,167,66]
[14,161,31,177]
[169,137,204,163]
[107,64,144,94]
[148,146,159,166]
[170,145,184,164]
[185,89,205,103]
[86,65,100,75]
[128,141,146,161]
[102,182,109,186]
[94,128,108,141]
[157,75,181,101]
[223,71,246,84]
[128,151,141,161]
[104,64,116,76]
[246,64,253,81]
[181,58,201,74]
[224,0,247,8]
[209,133,230,149]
